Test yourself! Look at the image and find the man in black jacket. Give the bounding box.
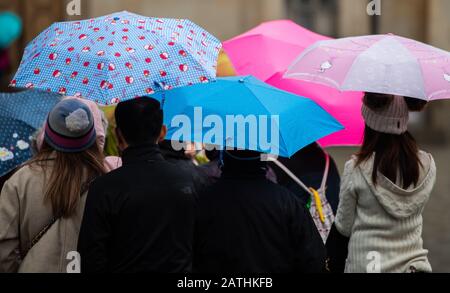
[78,97,197,273]
[194,150,326,273]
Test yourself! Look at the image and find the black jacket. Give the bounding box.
[194,156,326,273]
[77,143,197,273]
[271,143,341,213]
[160,141,209,193]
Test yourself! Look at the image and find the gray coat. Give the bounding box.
[335,151,436,273]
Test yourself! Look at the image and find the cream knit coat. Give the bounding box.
[335,151,436,273]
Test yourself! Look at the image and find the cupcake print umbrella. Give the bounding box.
[11,11,222,105]
[223,20,364,147]
[284,34,450,101]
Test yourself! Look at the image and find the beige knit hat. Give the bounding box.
[361,95,409,135]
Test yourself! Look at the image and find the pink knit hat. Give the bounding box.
[361,95,409,135]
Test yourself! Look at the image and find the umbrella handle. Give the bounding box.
[154,81,166,109]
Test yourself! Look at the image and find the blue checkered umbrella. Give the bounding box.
[11,11,222,105]
[0,90,62,176]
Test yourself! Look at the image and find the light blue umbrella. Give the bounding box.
[152,75,344,157]
[11,11,221,105]
[0,90,62,176]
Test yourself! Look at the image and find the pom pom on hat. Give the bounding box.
[65,108,90,133]
[45,99,96,153]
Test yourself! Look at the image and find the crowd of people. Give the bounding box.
[0,7,439,274]
[0,89,435,273]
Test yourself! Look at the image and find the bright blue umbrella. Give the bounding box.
[0,90,62,176]
[11,11,221,105]
[152,75,344,157]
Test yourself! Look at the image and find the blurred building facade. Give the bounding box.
[2,0,450,140]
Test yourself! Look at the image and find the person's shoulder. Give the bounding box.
[7,162,45,183]
[89,165,126,190]
[418,150,435,165]
[157,159,196,180]
[418,150,436,176]
[262,178,303,201]
[344,156,358,170]
[1,163,47,198]
[271,181,310,214]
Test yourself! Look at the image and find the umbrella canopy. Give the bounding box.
[151,75,344,157]
[223,20,364,147]
[11,11,222,105]
[268,73,364,147]
[223,20,327,81]
[285,34,450,101]
[0,90,62,176]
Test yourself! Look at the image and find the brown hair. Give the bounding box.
[28,141,106,218]
[356,93,426,189]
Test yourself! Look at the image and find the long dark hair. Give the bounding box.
[356,93,427,189]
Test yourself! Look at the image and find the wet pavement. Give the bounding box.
[328,144,450,273]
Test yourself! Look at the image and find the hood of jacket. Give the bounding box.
[357,151,436,219]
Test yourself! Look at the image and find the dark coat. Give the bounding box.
[194,155,326,273]
[325,224,349,273]
[77,143,197,273]
[270,143,340,214]
[160,141,209,193]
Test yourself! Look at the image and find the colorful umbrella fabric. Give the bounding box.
[0,89,62,176]
[223,20,328,81]
[151,75,344,157]
[11,11,222,105]
[285,34,450,101]
[223,20,364,147]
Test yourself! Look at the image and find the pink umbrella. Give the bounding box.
[285,34,450,101]
[223,20,364,147]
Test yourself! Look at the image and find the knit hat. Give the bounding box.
[44,99,96,152]
[361,95,409,135]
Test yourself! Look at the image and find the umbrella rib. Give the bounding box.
[174,20,222,79]
[243,83,289,156]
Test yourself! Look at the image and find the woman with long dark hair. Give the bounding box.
[330,93,436,273]
[0,98,109,272]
